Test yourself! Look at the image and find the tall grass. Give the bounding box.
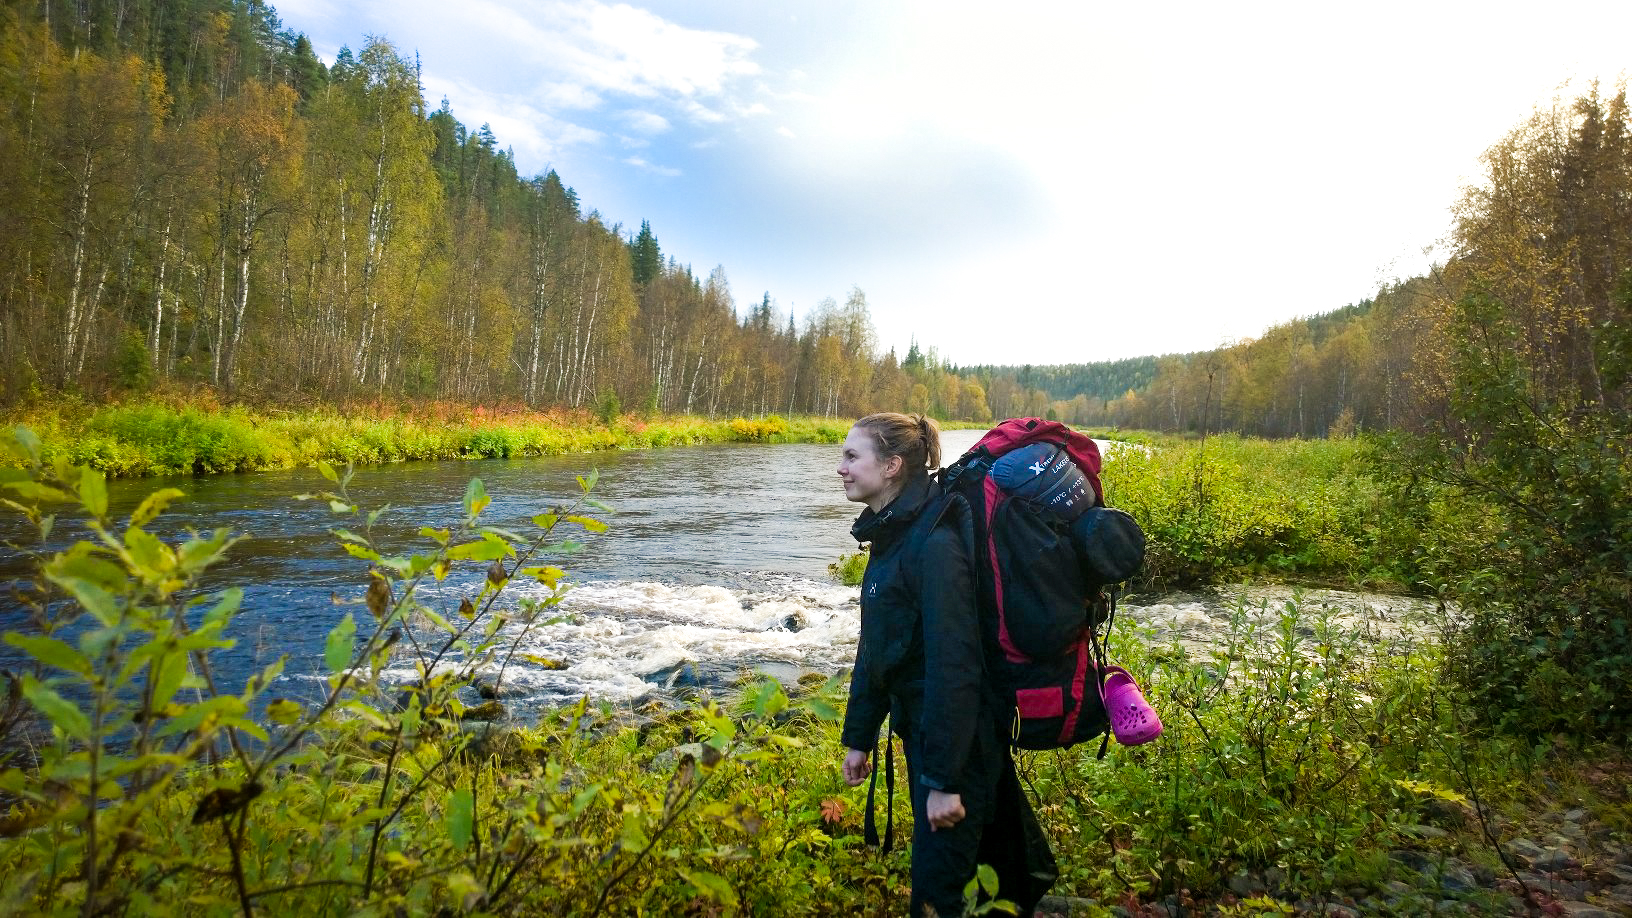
[1101,433,1407,590]
[2,398,857,478]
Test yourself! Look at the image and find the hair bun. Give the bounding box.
[854,412,941,476]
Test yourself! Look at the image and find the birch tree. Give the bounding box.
[35,46,167,384]
[196,81,303,391]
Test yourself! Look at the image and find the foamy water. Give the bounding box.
[288,574,1442,719]
[306,574,867,711]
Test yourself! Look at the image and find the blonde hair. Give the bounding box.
[853,412,941,479]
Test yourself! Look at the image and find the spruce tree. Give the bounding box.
[629,220,661,285]
[290,34,328,108]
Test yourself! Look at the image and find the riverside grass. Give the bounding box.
[0,397,880,478]
[1094,431,1409,591]
[0,428,1621,916]
[819,430,1412,592]
[5,636,1551,916]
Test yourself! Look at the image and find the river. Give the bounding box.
[0,429,1436,718]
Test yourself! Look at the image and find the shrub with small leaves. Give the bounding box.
[0,427,866,915]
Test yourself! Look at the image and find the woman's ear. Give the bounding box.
[883,454,904,480]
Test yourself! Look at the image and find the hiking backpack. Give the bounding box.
[941,418,1146,750]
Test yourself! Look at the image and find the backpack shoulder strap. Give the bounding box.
[940,448,990,490]
[904,478,973,585]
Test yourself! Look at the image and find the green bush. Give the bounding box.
[595,389,622,425]
[0,427,1599,914]
[0,429,891,915]
[114,330,154,393]
[1102,435,1404,590]
[1374,289,1632,742]
[828,548,868,586]
[1032,593,1534,907]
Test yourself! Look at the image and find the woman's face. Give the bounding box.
[838,426,902,510]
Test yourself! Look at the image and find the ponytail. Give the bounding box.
[916,415,941,470]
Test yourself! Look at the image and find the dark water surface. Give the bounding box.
[0,431,986,710]
[2,430,1435,717]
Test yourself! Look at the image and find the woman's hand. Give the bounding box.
[926,790,965,830]
[842,748,872,786]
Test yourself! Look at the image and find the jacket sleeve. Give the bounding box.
[841,612,892,750]
[915,498,984,792]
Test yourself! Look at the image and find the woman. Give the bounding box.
[837,412,1054,917]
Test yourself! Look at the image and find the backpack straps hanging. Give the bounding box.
[1091,584,1121,760]
[1088,583,1120,671]
[862,714,896,853]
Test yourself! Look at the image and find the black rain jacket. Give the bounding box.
[840,473,992,793]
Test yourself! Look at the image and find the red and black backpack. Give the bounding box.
[941,418,1145,750]
[862,418,1149,850]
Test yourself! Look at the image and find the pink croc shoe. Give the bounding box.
[1100,666,1163,745]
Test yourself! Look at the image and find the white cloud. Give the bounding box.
[623,156,682,177]
[690,138,719,149]
[420,72,602,168]
[538,82,603,110]
[329,0,762,172]
[776,126,796,139]
[620,110,671,133]
[678,99,726,124]
[416,0,758,105]
[754,80,818,105]
[735,102,771,117]
[567,2,760,96]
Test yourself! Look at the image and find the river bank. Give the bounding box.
[537,581,1441,716]
[10,573,1627,915]
[1,426,1626,914]
[2,396,994,478]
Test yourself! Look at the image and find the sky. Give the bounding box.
[275,0,1630,366]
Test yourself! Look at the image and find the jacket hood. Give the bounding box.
[850,473,937,546]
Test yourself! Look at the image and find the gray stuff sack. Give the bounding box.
[1069,506,1145,584]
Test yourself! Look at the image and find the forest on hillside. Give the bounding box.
[960,356,1168,411]
[0,0,1050,423]
[2,0,1628,444]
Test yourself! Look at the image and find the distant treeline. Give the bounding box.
[1067,82,1630,438]
[959,357,1168,404]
